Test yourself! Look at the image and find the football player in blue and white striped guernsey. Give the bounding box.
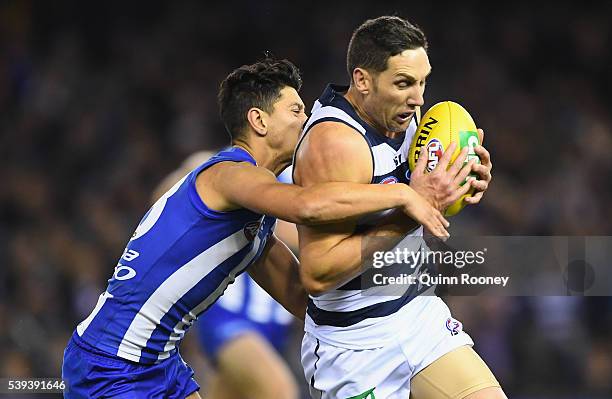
[153,153,300,399]
[294,17,505,399]
[62,58,450,399]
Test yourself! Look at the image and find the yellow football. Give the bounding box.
[408,101,480,216]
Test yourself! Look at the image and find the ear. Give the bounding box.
[352,68,373,95]
[246,107,268,137]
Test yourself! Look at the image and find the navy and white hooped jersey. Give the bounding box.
[294,84,434,348]
[74,147,276,364]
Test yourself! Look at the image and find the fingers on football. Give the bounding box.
[447,147,469,177]
[451,175,474,203]
[414,145,429,175]
[464,191,484,204]
[453,159,476,186]
[434,142,457,172]
[471,163,492,182]
[470,179,488,192]
[474,144,491,167]
[477,128,485,144]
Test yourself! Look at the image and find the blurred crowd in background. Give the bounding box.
[1,1,611,397]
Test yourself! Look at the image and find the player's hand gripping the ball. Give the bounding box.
[409,142,476,212]
[464,128,492,204]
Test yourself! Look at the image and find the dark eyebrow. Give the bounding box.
[395,74,416,82]
[395,69,432,81]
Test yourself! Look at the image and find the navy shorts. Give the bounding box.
[62,335,200,398]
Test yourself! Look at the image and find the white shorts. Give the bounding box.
[301,298,473,399]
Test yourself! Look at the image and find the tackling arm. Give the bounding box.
[247,234,307,319]
[206,161,431,226]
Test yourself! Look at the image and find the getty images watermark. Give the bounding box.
[360,236,612,296]
[371,246,510,288]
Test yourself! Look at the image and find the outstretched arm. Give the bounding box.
[202,156,449,228]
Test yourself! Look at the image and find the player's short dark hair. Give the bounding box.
[218,58,302,140]
[347,16,428,81]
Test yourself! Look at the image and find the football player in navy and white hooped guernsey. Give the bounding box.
[293,17,505,399]
[62,58,451,399]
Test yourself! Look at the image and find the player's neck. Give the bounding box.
[232,141,289,176]
[344,87,394,138]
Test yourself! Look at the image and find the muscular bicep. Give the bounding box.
[293,122,372,248]
[293,122,373,187]
[294,122,375,292]
[294,122,373,231]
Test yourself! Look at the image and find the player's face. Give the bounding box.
[267,86,307,156]
[364,47,431,134]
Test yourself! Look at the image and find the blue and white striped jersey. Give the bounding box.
[73,147,276,364]
[295,84,432,348]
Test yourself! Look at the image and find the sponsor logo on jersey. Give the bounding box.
[426,139,443,172]
[244,220,262,241]
[380,176,399,184]
[445,317,463,336]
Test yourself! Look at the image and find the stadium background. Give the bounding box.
[1,0,611,397]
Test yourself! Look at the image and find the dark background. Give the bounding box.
[1,0,611,397]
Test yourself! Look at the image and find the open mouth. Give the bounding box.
[395,112,414,123]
